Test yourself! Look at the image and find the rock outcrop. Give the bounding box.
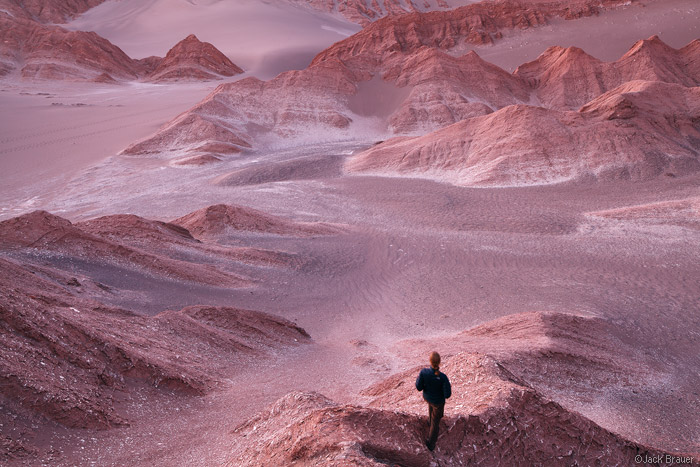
[515,35,700,109]
[0,0,107,24]
[171,204,339,239]
[0,12,241,82]
[288,0,633,27]
[286,0,475,25]
[146,34,243,82]
[347,80,700,186]
[0,210,247,286]
[0,206,323,430]
[226,358,673,466]
[0,15,142,81]
[0,258,310,429]
[311,0,637,62]
[225,310,699,465]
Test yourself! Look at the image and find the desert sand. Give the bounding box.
[1,0,699,465]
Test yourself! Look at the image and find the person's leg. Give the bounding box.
[427,403,444,450]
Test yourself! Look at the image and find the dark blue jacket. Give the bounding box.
[415,367,451,405]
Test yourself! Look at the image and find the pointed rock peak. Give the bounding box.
[622,35,674,59]
[514,45,600,80]
[148,34,243,81]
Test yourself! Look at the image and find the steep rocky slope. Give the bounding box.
[0,15,143,80]
[515,36,700,109]
[347,80,700,185]
[122,28,700,179]
[146,34,244,82]
[0,210,247,286]
[0,9,241,82]
[288,0,636,28]
[0,0,107,23]
[285,0,476,25]
[311,0,639,61]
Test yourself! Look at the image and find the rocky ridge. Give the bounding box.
[0,0,107,24]
[285,0,475,26]
[0,10,242,82]
[124,32,700,186]
[146,34,244,83]
[347,80,700,185]
[225,311,697,465]
[0,203,334,450]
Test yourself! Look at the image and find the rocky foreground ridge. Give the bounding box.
[225,311,700,465]
[0,205,339,452]
[0,1,241,82]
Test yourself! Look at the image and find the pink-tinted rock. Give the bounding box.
[0,210,247,286]
[0,16,141,80]
[146,34,243,82]
[347,81,700,186]
[227,350,677,466]
[0,257,309,429]
[516,35,700,109]
[0,0,107,23]
[172,204,339,239]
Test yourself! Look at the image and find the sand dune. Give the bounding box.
[587,196,700,229]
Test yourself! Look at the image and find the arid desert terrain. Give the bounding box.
[1,0,699,465]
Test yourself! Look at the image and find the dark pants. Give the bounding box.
[427,402,444,448]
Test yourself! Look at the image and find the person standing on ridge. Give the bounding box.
[415,351,452,451]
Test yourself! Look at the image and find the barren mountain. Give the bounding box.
[0,12,241,82]
[0,0,107,23]
[0,210,248,286]
[146,34,244,82]
[311,0,638,63]
[347,80,700,185]
[122,26,699,171]
[0,15,142,80]
[286,0,476,25]
[515,36,700,109]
